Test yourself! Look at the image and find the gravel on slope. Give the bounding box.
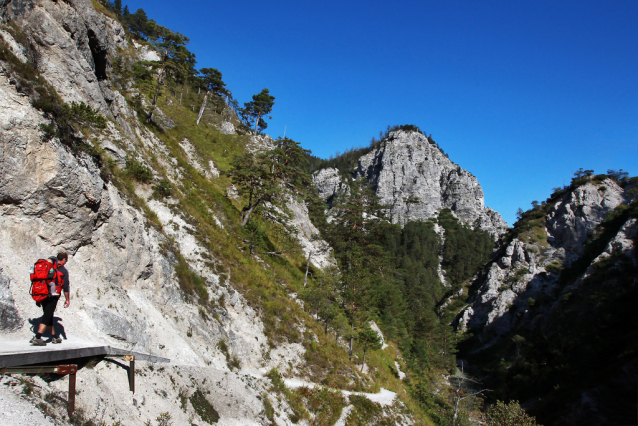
[0,376,57,426]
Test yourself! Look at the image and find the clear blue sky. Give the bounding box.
[123,0,638,225]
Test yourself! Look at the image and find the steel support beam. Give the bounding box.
[125,355,135,394]
[0,364,77,417]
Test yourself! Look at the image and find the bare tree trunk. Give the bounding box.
[197,91,209,125]
[240,195,264,226]
[254,112,261,135]
[452,398,461,426]
[349,333,353,361]
[146,48,168,123]
[303,253,311,287]
[179,91,182,105]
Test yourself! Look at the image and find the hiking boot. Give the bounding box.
[52,337,62,344]
[29,337,46,346]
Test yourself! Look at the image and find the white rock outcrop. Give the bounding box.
[313,130,507,237]
[457,178,633,337]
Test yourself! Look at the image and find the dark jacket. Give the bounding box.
[57,265,70,293]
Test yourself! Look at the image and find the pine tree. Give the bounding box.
[113,0,122,17]
[145,27,194,122]
[357,325,382,368]
[240,88,275,134]
[229,137,310,226]
[199,68,227,114]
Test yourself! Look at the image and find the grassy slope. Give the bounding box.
[99,45,438,422]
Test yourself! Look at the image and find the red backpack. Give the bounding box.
[29,259,62,303]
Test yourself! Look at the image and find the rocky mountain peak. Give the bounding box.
[313,129,508,237]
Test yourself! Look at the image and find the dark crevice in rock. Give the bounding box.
[87,29,107,81]
[88,199,101,213]
[0,196,22,206]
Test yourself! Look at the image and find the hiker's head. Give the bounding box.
[57,252,68,266]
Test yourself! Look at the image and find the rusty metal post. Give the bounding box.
[124,355,135,393]
[68,370,76,417]
[57,365,77,418]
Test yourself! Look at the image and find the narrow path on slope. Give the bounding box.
[282,376,397,406]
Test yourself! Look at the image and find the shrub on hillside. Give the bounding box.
[152,179,173,197]
[485,400,539,426]
[125,157,152,183]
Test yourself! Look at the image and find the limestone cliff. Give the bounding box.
[457,178,632,336]
[0,5,276,424]
[313,130,507,237]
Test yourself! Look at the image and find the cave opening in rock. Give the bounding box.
[88,30,108,81]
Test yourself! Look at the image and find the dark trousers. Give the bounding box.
[41,296,60,327]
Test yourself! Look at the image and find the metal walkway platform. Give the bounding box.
[0,338,169,368]
[0,337,169,416]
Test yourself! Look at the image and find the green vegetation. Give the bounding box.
[229,137,310,226]
[296,386,345,425]
[152,179,173,197]
[39,101,107,145]
[189,390,220,424]
[173,251,209,302]
[485,400,539,426]
[216,339,240,371]
[265,369,308,423]
[125,157,152,183]
[239,88,275,134]
[438,209,494,286]
[378,220,453,371]
[357,325,383,367]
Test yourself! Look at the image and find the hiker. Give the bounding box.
[30,252,71,346]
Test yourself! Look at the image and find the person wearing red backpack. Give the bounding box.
[29,252,71,346]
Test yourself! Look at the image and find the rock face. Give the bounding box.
[4,0,127,116]
[0,65,276,424]
[287,197,333,269]
[457,179,631,337]
[312,167,349,207]
[0,266,22,331]
[546,180,625,263]
[0,3,313,424]
[455,178,638,426]
[313,130,507,236]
